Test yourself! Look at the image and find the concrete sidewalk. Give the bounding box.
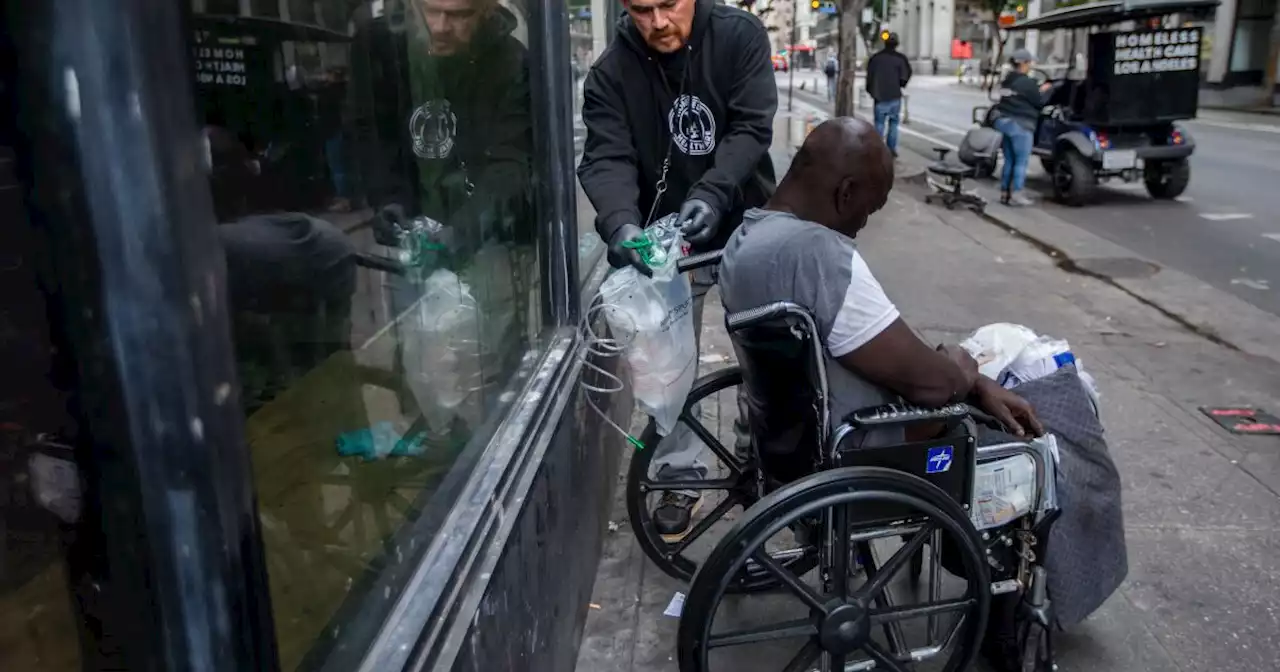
[573,128,1280,672]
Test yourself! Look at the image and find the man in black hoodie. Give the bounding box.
[577,0,776,540]
[350,0,534,255]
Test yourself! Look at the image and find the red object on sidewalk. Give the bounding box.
[1200,406,1280,434]
[951,39,973,60]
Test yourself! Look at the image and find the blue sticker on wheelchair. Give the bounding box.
[926,446,954,474]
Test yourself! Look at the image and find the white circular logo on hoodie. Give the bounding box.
[668,94,717,156]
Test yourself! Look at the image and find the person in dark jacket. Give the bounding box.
[992,48,1053,206]
[577,0,776,540]
[865,32,911,157]
[350,0,534,255]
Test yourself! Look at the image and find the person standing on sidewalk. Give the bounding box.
[823,54,838,102]
[992,49,1054,206]
[865,32,911,157]
[577,0,776,541]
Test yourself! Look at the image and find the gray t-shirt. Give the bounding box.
[720,208,903,443]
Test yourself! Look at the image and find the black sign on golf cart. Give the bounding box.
[1087,28,1202,125]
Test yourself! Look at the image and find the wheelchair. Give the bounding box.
[627,251,1061,672]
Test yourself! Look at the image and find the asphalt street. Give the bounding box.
[777,72,1280,319]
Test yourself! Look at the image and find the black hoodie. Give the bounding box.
[577,0,777,252]
[348,4,534,254]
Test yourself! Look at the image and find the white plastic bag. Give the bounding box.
[959,323,1040,380]
[599,216,696,436]
[998,335,1075,388]
[401,268,484,435]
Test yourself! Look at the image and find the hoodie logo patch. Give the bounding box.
[668,94,716,156]
[410,99,457,159]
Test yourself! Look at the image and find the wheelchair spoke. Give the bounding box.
[855,524,934,601]
[707,618,818,649]
[751,548,828,613]
[869,597,976,625]
[639,477,738,493]
[681,411,745,475]
[668,492,742,556]
[861,640,910,672]
[781,639,821,672]
[830,504,852,599]
[823,651,846,671]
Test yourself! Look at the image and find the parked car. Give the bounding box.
[771,54,788,72]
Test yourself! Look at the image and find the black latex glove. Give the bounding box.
[678,198,720,246]
[373,203,407,247]
[606,223,653,278]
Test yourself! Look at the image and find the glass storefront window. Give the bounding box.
[190,0,543,667]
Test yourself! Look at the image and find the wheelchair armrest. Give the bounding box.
[844,402,972,429]
[677,249,723,273]
[725,301,810,333]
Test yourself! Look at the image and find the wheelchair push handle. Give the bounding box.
[677,249,723,274]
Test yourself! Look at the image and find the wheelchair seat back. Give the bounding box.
[725,302,828,485]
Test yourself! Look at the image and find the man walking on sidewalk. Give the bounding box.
[577,0,776,541]
[865,32,911,157]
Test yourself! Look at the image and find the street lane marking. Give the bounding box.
[1199,213,1255,221]
[787,94,961,151]
[1230,278,1271,290]
[1263,233,1280,243]
[1190,119,1280,135]
[907,116,972,137]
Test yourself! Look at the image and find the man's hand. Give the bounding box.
[607,223,653,278]
[973,377,1045,438]
[1039,81,1055,92]
[373,204,407,247]
[678,199,720,246]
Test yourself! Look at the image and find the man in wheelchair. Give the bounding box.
[720,118,1043,444]
[668,118,1060,671]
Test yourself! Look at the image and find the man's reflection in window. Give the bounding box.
[206,126,358,413]
[349,0,535,446]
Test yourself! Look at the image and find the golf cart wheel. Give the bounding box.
[626,368,818,591]
[1053,148,1096,207]
[1144,158,1190,200]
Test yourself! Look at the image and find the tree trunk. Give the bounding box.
[983,21,1008,92]
[1264,17,1280,108]
[835,0,866,116]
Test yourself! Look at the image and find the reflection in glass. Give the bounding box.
[0,142,81,671]
[192,0,540,667]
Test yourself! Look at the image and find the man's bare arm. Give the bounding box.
[835,318,978,408]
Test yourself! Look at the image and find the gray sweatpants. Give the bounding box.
[650,267,750,485]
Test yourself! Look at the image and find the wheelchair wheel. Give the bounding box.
[626,367,818,591]
[678,466,989,672]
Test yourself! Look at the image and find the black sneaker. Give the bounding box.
[654,492,703,542]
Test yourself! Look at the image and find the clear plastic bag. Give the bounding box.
[401,268,484,434]
[959,322,1040,380]
[599,216,696,435]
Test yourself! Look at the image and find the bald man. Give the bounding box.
[720,118,1041,446]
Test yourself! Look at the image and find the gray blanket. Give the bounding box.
[1011,365,1128,627]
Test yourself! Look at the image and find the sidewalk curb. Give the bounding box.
[779,82,1280,364]
[900,149,1280,364]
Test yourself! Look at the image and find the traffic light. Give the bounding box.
[811,0,820,8]
[880,30,890,41]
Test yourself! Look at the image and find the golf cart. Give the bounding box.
[966,0,1218,205]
